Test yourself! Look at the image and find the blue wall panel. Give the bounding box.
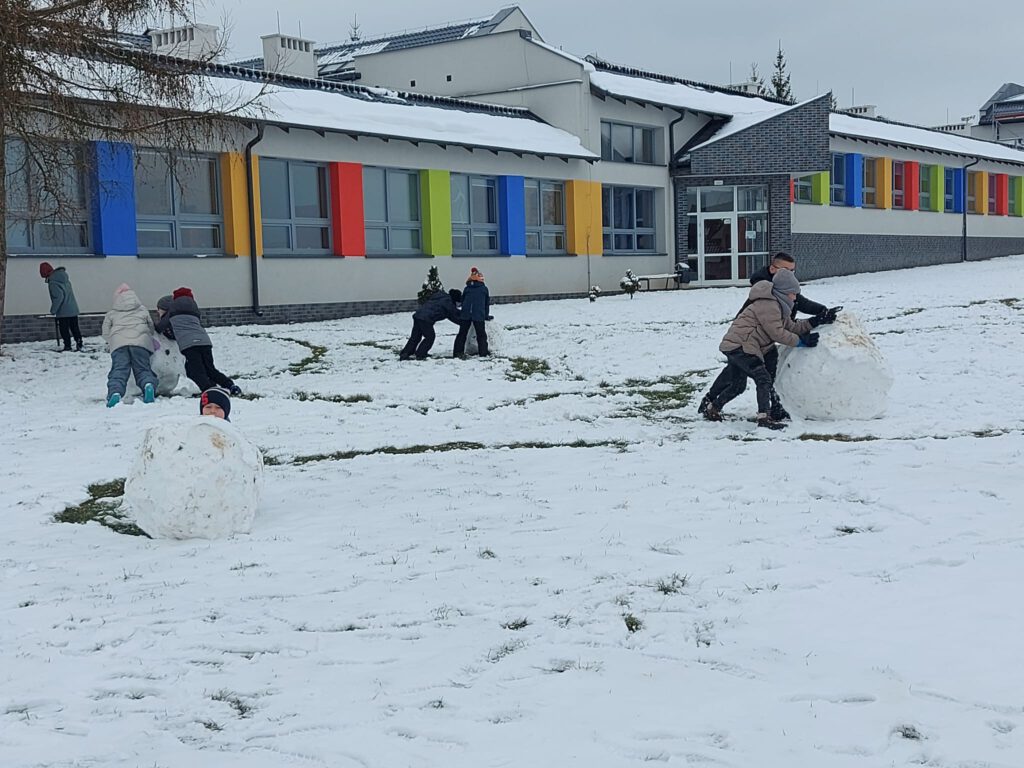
[498,175,526,257]
[90,141,137,256]
[951,168,965,214]
[844,153,863,207]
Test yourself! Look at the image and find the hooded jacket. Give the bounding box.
[749,266,826,318]
[720,281,814,360]
[154,294,212,351]
[413,290,461,325]
[102,289,156,352]
[459,281,490,322]
[46,268,80,318]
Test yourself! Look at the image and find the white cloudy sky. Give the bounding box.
[197,0,1022,127]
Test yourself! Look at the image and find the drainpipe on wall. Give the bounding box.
[245,123,266,316]
[667,110,687,272]
[961,157,980,263]
[668,110,686,174]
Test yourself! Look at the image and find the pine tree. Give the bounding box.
[349,15,362,43]
[748,62,767,96]
[771,43,793,103]
[829,91,838,111]
[417,266,444,305]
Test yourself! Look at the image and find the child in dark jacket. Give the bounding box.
[453,267,491,358]
[155,287,240,395]
[400,289,462,360]
[39,262,83,351]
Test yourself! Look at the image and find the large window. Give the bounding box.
[136,151,223,253]
[258,158,331,254]
[450,174,498,254]
[602,186,656,253]
[967,170,980,214]
[363,167,421,254]
[862,157,877,208]
[5,139,90,253]
[525,179,565,254]
[944,168,956,212]
[600,121,657,164]
[988,174,998,214]
[830,153,846,205]
[892,161,905,209]
[919,164,932,211]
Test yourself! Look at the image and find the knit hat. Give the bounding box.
[448,288,463,303]
[114,283,132,296]
[468,267,485,282]
[156,295,173,313]
[39,262,54,279]
[771,268,800,313]
[172,287,194,300]
[199,388,231,421]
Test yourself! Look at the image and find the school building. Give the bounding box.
[5,5,1024,342]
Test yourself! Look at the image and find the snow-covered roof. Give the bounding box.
[589,65,1024,167]
[688,101,807,152]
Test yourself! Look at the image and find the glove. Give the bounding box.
[486,315,494,321]
[798,332,819,348]
[822,306,842,323]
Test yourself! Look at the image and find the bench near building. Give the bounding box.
[5,6,1024,342]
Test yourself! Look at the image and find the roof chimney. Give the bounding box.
[150,23,221,60]
[261,33,318,79]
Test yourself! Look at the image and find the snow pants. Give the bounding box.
[108,345,158,399]
[58,316,83,349]
[706,349,773,414]
[453,320,488,357]
[400,319,436,359]
[182,345,234,392]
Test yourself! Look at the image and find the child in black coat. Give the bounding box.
[453,267,491,358]
[400,289,463,360]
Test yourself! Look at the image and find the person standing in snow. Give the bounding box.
[400,288,463,360]
[101,284,159,408]
[155,287,241,396]
[698,269,832,430]
[749,252,841,420]
[199,387,231,421]
[453,267,492,358]
[39,262,83,351]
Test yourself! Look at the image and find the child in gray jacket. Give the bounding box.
[102,284,158,408]
[155,287,240,395]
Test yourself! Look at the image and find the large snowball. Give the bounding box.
[466,322,502,355]
[123,416,264,539]
[127,336,197,399]
[775,313,893,420]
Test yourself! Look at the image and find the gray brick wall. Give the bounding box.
[673,174,793,258]
[2,291,588,344]
[792,233,1024,280]
[690,95,831,177]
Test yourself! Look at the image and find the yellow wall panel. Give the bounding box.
[566,180,602,256]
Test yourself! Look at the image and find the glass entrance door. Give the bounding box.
[699,215,735,282]
[685,185,770,284]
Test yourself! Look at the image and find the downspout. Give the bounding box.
[245,123,266,316]
[668,109,686,174]
[668,110,686,271]
[961,157,980,263]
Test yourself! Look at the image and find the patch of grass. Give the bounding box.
[894,724,923,740]
[552,614,572,628]
[232,391,263,401]
[285,338,329,375]
[284,438,629,466]
[427,698,445,709]
[486,639,525,663]
[624,373,703,415]
[836,525,875,536]
[798,433,881,443]
[501,617,529,631]
[345,340,397,351]
[54,479,149,538]
[506,356,551,381]
[478,548,497,559]
[744,583,779,594]
[623,613,644,633]
[652,573,689,594]
[211,690,253,718]
[199,719,223,732]
[295,391,373,404]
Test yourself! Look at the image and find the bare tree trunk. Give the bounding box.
[0,39,8,352]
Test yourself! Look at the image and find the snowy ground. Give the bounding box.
[2,257,1023,768]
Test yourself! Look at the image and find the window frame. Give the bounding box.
[1010,176,1018,215]
[967,170,979,214]
[862,157,878,208]
[450,173,499,255]
[599,120,658,164]
[918,164,932,211]
[524,178,567,255]
[891,160,905,210]
[135,149,226,256]
[601,185,657,254]
[794,175,813,204]
[988,173,998,215]
[830,153,846,205]
[5,138,92,255]
[362,166,423,256]
[944,168,956,212]
[257,157,332,256]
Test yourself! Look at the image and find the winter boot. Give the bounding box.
[75,342,84,352]
[106,393,122,408]
[769,402,791,421]
[698,395,723,422]
[399,352,412,361]
[229,384,242,397]
[143,383,155,404]
[756,413,786,431]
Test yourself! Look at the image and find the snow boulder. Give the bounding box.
[466,322,503,356]
[774,313,893,420]
[127,335,197,399]
[123,416,264,539]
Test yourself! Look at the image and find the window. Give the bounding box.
[450,174,498,254]
[892,161,905,209]
[602,186,656,253]
[919,165,932,211]
[944,168,956,212]
[524,179,565,254]
[4,139,90,253]
[1011,177,1019,215]
[600,121,657,164]
[830,153,846,205]
[967,170,979,214]
[258,158,331,254]
[794,176,813,203]
[136,150,223,253]
[862,158,877,207]
[988,174,997,214]
[736,185,769,279]
[363,167,421,254]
